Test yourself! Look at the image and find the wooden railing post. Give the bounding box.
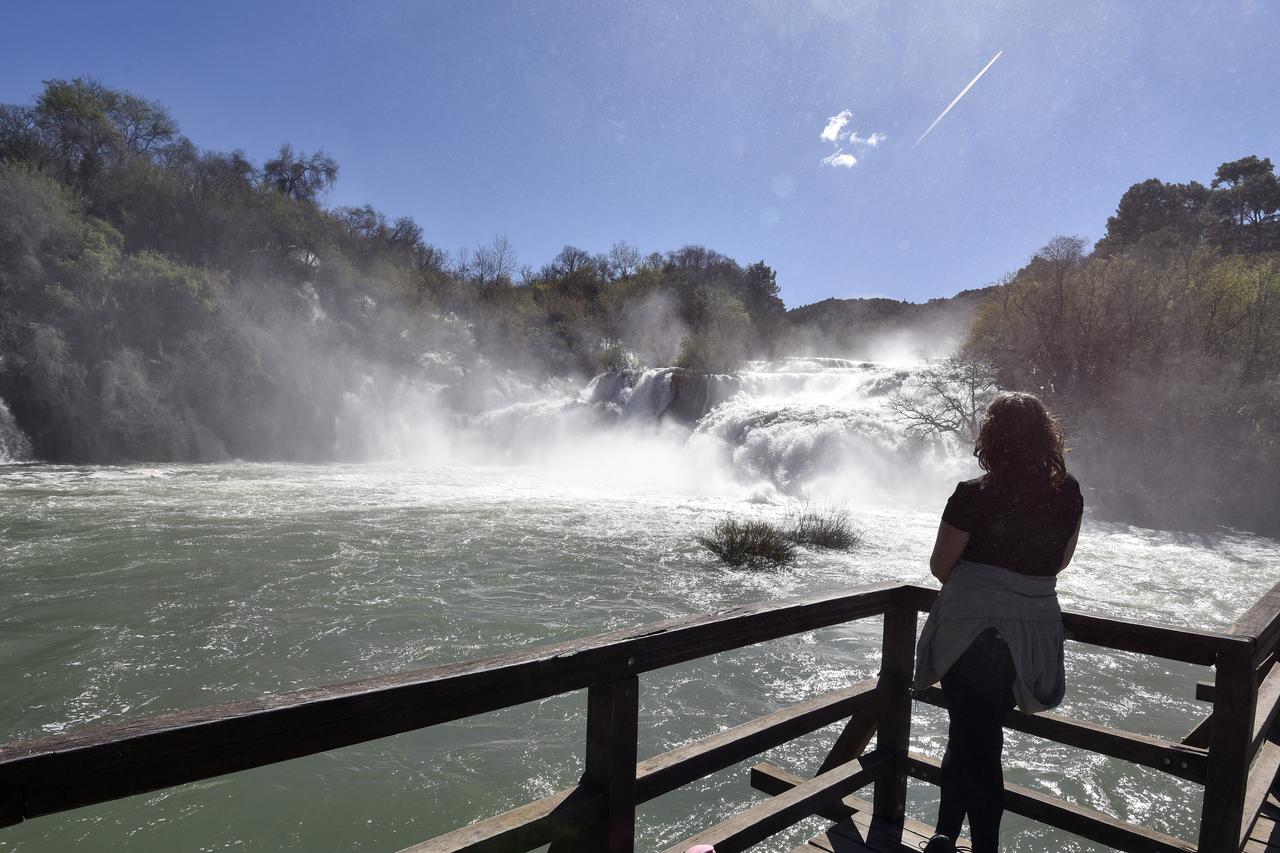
[1197,651,1258,853]
[872,603,917,823]
[579,676,640,853]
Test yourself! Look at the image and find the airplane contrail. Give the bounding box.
[913,50,1004,149]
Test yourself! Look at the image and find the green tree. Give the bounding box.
[261,143,338,202]
[1095,178,1208,255]
[1207,156,1280,254]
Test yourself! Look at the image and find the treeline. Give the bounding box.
[969,157,1280,534]
[0,79,785,462]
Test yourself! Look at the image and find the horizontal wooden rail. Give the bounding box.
[634,679,884,803]
[0,583,899,827]
[901,584,1256,664]
[906,753,1197,853]
[913,685,1209,783]
[661,750,892,853]
[1230,580,1280,664]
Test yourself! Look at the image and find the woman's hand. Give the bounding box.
[930,521,970,584]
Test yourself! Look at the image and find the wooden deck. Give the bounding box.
[786,766,1280,853]
[2,579,1280,852]
[1243,787,1280,853]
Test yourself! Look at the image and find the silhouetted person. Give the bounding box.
[915,392,1083,853]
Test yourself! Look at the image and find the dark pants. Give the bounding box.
[936,627,1016,853]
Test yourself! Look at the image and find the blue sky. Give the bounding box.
[3,0,1277,306]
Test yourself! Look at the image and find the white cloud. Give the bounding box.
[821,150,858,168]
[820,109,852,142]
[818,109,885,169]
[849,131,886,147]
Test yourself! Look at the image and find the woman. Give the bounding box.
[916,392,1083,853]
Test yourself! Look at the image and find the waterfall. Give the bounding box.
[687,359,968,503]
[0,395,32,463]
[305,355,973,506]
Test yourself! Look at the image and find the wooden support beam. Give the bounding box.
[898,585,1254,665]
[751,762,970,851]
[1183,714,1213,749]
[399,786,601,853]
[913,686,1208,784]
[1199,654,1259,852]
[872,606,915,823]
[635,679,882,803]
[906,753,1196,853]
[660,750,892,853]
[815,703,880,776]
[569,677,638,853]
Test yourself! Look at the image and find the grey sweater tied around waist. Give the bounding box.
[913,559,1066,714]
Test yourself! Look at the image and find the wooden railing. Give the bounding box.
[1,579,1279,852]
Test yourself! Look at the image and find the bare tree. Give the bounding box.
[468,236,517,285]
[488,235,517,281]
[887,349,999,441]
[607,240,640,279]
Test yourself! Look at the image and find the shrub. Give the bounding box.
[786,505,861,550]
[697,518,797,568]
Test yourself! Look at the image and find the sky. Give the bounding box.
[3,0,1278,307]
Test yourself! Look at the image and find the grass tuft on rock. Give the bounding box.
[697,518,798,568]
[786,505,861,550]
[698,505,861,569]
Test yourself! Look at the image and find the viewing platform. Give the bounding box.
[2,578,1280,852]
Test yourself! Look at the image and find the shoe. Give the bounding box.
[922,835,956,853]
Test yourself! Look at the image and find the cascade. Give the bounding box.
[0,395,32,463]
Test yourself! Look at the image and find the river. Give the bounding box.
[1,359,1277,851]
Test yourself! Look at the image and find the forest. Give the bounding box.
[1,79,1278,535]
[969,159,1280,535]
[0,79,788,462]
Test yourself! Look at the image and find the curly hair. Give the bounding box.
[974,391,1067,488]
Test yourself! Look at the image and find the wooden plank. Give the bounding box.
[1199,654,1258,852]
[913,686,1208,783]
[0,583,898,826]
[751,763,970,851]
[570,677,638,853]
[399,786,601,853]
[1240,737,1280,849]
[634,679,883,803]
[872,606,915,823]
[899,584,1254,664]
[804,821,925,853]
[906,753,1196,853]
[660,750,892,853]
